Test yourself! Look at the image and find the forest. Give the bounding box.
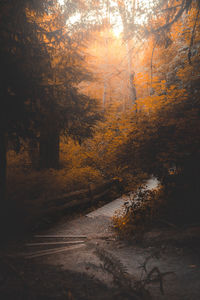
[1,1,200,299]
[0,0,200,239]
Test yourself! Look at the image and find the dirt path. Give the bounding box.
[1,182,200,300]
[27,214,200,300]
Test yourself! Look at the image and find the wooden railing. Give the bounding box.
[30,180,120,228]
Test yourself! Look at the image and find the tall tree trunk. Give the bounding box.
[126,41,137,105]
[28,139,39,169]
[117,1,137,107]
[0,128,7,202]
[39,113,60,169]
[103,81,107,108]
[150,39,158,95]
[102,23,109,109]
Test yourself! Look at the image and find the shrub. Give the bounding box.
[112,186,165,238]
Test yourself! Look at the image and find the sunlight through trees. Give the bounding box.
[0,0,200,234]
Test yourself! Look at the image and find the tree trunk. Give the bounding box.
[103,81,107,108]
[0,128,7,202]
[39,113,60,170]
[117,2,137,108]
[29,139,39,169]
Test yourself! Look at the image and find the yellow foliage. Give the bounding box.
[113,187,165,238]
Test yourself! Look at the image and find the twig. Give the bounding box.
[145,267,174,295]
[138,251,160,274]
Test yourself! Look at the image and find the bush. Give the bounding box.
[5,148,104,234]
[112,186,165,238]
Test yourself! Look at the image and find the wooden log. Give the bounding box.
[93,188,110,201]
[46,188,111,216]
[34,235,87,238]
[27,245,82,256]
[25,244,85,259]
[26,240,85,246]
[90,180,115,194]
[46,188,89,207]
[44,180,113,208]
[27,180,118,230]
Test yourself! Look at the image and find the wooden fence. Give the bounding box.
[29,179,120,229]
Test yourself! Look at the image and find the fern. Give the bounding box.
[94,247,151,300]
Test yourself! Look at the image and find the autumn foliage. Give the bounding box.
[1,0,200,234]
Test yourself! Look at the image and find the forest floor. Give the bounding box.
[0,191,200,300]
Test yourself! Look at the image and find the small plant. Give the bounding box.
[94,247,151,300]
[137,253,174,295]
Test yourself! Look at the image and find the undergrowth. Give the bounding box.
[94,247,151,300]
[94,247,173,299]
[4,146,104,235]
[7,145,104,203]
[112,186,165,239]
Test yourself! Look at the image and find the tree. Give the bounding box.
[0,0,101,201]
[28,3,101,169]
[116,1,200,220]
[78,27,133,111]
[0,0,53,201]
[116,0,138,106]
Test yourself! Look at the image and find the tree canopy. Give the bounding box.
[1,0,200,229]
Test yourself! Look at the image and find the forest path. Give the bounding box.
[86,177,159,218]
[19,178,200,300]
